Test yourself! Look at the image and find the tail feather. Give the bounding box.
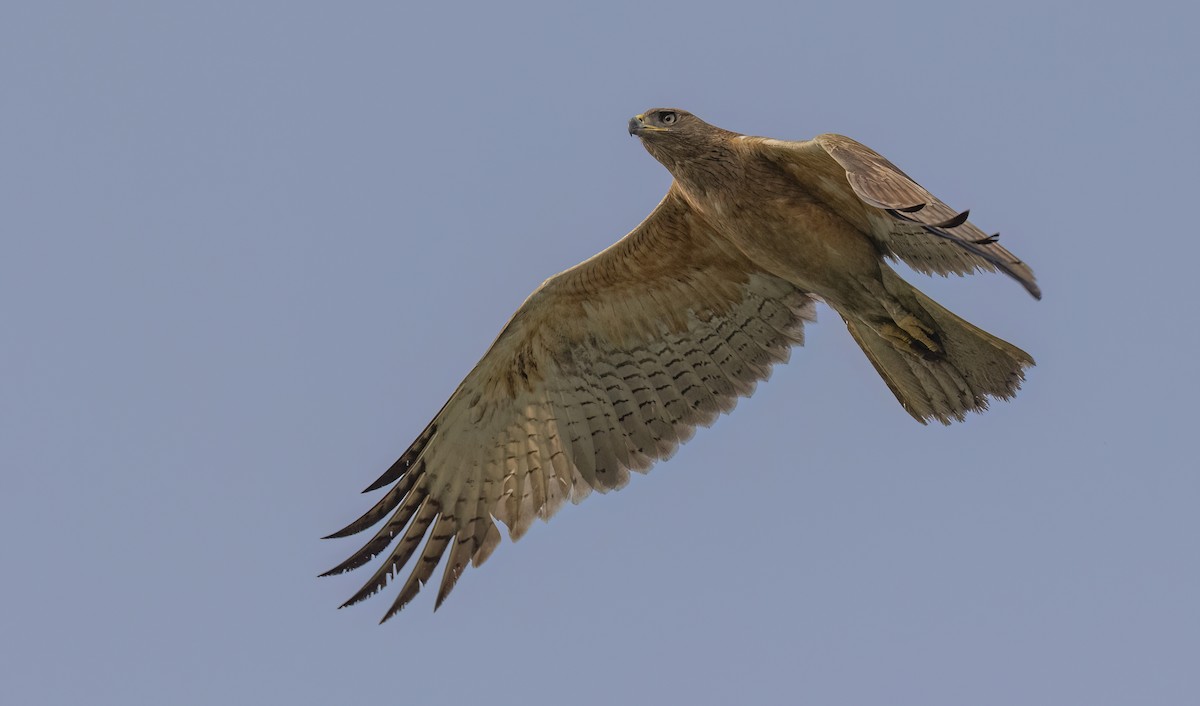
[841,270,1034,425]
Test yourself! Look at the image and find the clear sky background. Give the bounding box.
[3,2,1198,704]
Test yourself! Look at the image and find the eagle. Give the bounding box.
[322,109,1040,621]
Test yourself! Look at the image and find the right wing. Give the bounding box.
[322,185,818,621]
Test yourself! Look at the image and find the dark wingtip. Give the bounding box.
[319,545,380,576]
[929,209,970,229]
[433,567,461,612]
[362,422,438,492]
[379,598,409,624]
[337,577,389,611]
[318,556,360,578]
[886,207,924,223]
[322,522,364,541]
[360,463,403,489]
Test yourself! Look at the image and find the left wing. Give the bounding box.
[755,134,1041,299]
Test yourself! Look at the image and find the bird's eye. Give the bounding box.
[659,111,677,125]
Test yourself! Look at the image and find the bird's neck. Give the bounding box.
[662,142,744,203]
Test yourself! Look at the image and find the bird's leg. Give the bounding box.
[837,267,944,359]
[874,296,943,359]
[875,319,941,359]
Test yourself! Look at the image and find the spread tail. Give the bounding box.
[839,269,1034,425]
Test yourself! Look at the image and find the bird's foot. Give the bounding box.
[878,314,943,359]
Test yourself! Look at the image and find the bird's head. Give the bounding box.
[627,108,695,136]
[628,108,737,174]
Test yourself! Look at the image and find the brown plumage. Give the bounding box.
[323,108,1039,621]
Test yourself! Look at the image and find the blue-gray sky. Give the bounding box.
[3,2,1198,704]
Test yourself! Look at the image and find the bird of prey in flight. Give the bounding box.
[322,108,1039,622]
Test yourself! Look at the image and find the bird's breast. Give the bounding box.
[706,190,884,304]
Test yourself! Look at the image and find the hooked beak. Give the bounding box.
[627,114,666,136]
